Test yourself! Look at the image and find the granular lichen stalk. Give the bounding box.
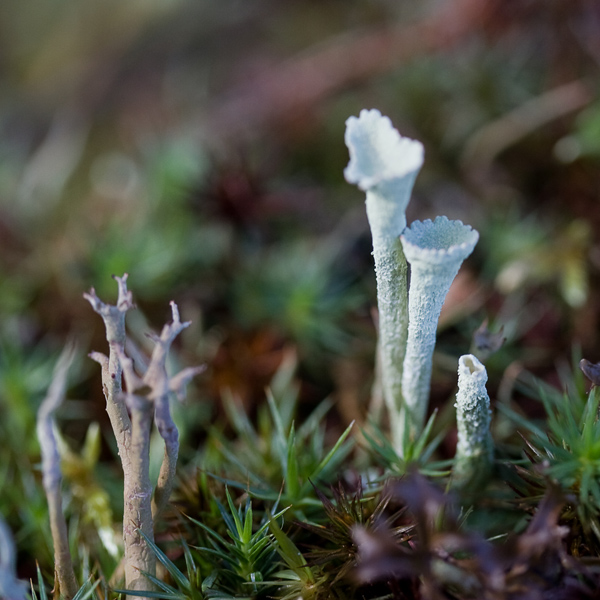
[400,217,479,440]
[452,354,493,491]
[344,109,424,454]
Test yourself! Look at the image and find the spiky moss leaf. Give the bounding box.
[268,517,314,583]
[188,495,287,597]
[362,412,450,478]
[501,367,600,544]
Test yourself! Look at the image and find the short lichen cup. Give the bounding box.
[452,354,493,491]
[344,109,424,447]
[400,216,479,440]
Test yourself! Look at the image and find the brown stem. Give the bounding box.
[36,346,78,600]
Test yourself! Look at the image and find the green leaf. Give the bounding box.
[112,589,182,600]
[305,421,354,484]
[222,392,258,447]
[225,488,244,540]
[297,399,332,440]
[72,578,101,600]
[187,515,232,549]
[136,529,190,592]
[268,517,315,584]
[285,423,300,499]
[33,564,47,600]
[242,501,253,545]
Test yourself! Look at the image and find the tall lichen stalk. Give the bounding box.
[85,275,202,598]
[344,109,424,455]
[366,186,412,449]
[398,217,479,439]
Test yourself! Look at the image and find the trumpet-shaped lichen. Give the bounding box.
[344,109,423,452]
[400,217,479,437]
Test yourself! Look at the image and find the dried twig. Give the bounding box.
[36,345,78,600]
[86,279,202,599]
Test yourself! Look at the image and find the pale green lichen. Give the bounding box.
[344,109,423,453]
[344,111,482,457]
[400,217,479,438]
[452,354,494,491]
[345,109,424,239]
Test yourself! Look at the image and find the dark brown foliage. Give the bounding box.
[352,474,600,600]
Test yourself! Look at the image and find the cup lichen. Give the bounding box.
[400,217,479,438]
[344,109,423,453]
[345,110,482,458]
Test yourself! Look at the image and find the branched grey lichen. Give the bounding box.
[117,349,156,595]
[142,301,204,518]
[35,345,79,600]
[85,277,201,599]
[452,354,493,491]
[84,274,133,467]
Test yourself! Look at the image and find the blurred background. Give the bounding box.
[2,0,600,576]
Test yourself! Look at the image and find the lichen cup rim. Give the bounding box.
[401,216,479,266]
[344,108,424,191]
[458,353,487,379]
